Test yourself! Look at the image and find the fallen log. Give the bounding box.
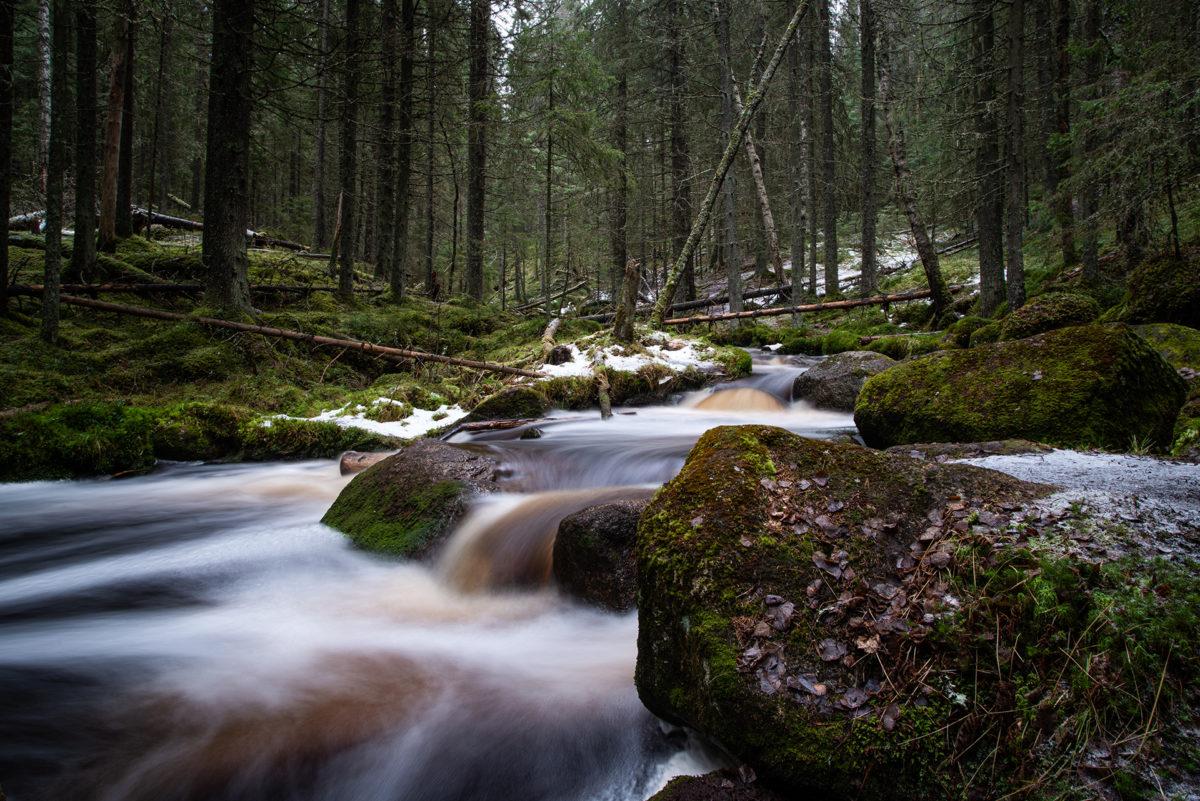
[131,208,308,251]
[13,282,385,296]
[5,288,545,378]
[514,280,588,313]
[540,317,562,360]
[662,285,965,326]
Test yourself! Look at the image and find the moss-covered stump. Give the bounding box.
[552,496,650,611]
[1121,249,1200,328]
[998,292,1100,341]
[646,771,787,801]
[854,324,1187,452]
[636,426,1049,798]
[1134,323,1200,389]
[791,351,894,411]
[321,439,502,557]
[637,426,1199,799]
[0,401,400,482]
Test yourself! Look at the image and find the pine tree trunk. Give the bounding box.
[464,0,488,301]
[146,13,170,225]
[391,0,416,299]
[71,0,98,282]
[714,0,743,316]
[805,10,817,295]
[0,0,12,315]
[98,9,129,253]
[878,29,951,323]
[313,0,331,250]
[667,0,693,302]
[42,0,69,342]
[610,0,629,317]
[859,0,877,295]
[424,1,439,296]
[1079,0,1100,284]
[1005,0,1026,310]
[730,81,785,286]
[115,5,135,238]
[1051,0,1075,267]
[202,0,254,313]
[816,0,838,295]
[36,0,50,196]
[374,0,397,283]
[650,0,811,328]
[974,0,1005,315]
[788,14,806,315]
[337,0,361,300]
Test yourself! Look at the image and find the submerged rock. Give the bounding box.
[553,496,650,611]
[636,426,1048,798]
[791,351,894,411]
[854,324,1187,451]
[321,440,502,557]
[998,292,1099,341]
[635,425,1198,799]
[339,450,391,475]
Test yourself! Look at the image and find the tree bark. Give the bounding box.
[36,0,50,196]
[42,0,69,342]
[1051,0,1075,267]
[816,0,837,295]
[787,15,807,316]
[1079,0,1100,285]
[1005,0,1026,310]
[115,4,135,239]
[424,0,440,296]
[202,0,254,313]
[610,0,629,317]
[973,0,1005,315]
[714,0,743,317]
[731,80,785,285]
[663,286,956,326]
[464,0,489,301]
[878,28,951,323]
[146,12,170,227]
[313,0,331,249]
[390,0,417,299]
[337,0,361,300]
[650,0,811,328]
[98,8,130,253]
[859,0,877,295]
[804,9,817,295]
[667,0,693,302]
[374,0,398,284]
[71,0,98,282]
[0,0,12,315]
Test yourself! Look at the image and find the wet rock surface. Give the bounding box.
[790,351,894,411]
[338,450,392,475]
[646,770,788,801]
[635,425,1199,800]
[322,440,503,557]
[884,439,1053,461]
[854,324,1187,451]
[553,497,650,611]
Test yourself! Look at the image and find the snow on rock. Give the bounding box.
[536,334,723,379]
[274,398,470,439]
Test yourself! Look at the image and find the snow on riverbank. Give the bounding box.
[271,399,469,439]
[537,334,723,379]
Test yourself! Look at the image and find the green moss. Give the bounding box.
[821,330,861,354]
[322,472,464,557]
[465,386,551,421]
[712,345,753,378]
[855,324,1187,451]
[999,292,1101,341]
[1122,248,1200,328]
[967,321,1002,347]
[1133,323,1200,389]
[943,315,991,348]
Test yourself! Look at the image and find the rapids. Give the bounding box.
[0,351,851,801]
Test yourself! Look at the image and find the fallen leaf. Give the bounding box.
[817,639,847,661]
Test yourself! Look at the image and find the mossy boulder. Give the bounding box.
[321,439,502,557]
[942,315,990,348]
[998,292,1100,341]
[967,321,1001,347]
[854,324,1187,452]
[1122,249,1200,328]
[635,426,1050,798]
[464,386,551,422]
[1173,390,1200,459]
[1133,323,1200,389]
[553,496,650,612]
[791,351,894,411]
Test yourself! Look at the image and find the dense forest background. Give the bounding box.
[3,0,1197,325]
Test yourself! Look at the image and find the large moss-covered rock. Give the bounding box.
[464,386,551,422]
[998,292,1100,341]
[1122,249,1200,328]
[636,426,1199,799]
[1173,390,1200,459]
[553,496,650,611]
[1134,323,1200,389]
[791,351,894,411]
[854,324,1187,451]
[636,426,1048,798]
[321,440,502,557]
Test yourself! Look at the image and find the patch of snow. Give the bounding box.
[275,399,469,440]
[536,335,722,379]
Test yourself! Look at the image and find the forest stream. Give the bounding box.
[2,352,1197,801]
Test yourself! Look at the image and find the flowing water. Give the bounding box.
[0,351,852,801]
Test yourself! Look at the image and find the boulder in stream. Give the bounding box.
[321,439,502,558]
[790,351,894,411]
[635,425,1199,799]
[854,324,1187,451]
[553,497,649,612]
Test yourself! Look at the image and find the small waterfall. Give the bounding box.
[438,486,655,592]
[687,387,785,412]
